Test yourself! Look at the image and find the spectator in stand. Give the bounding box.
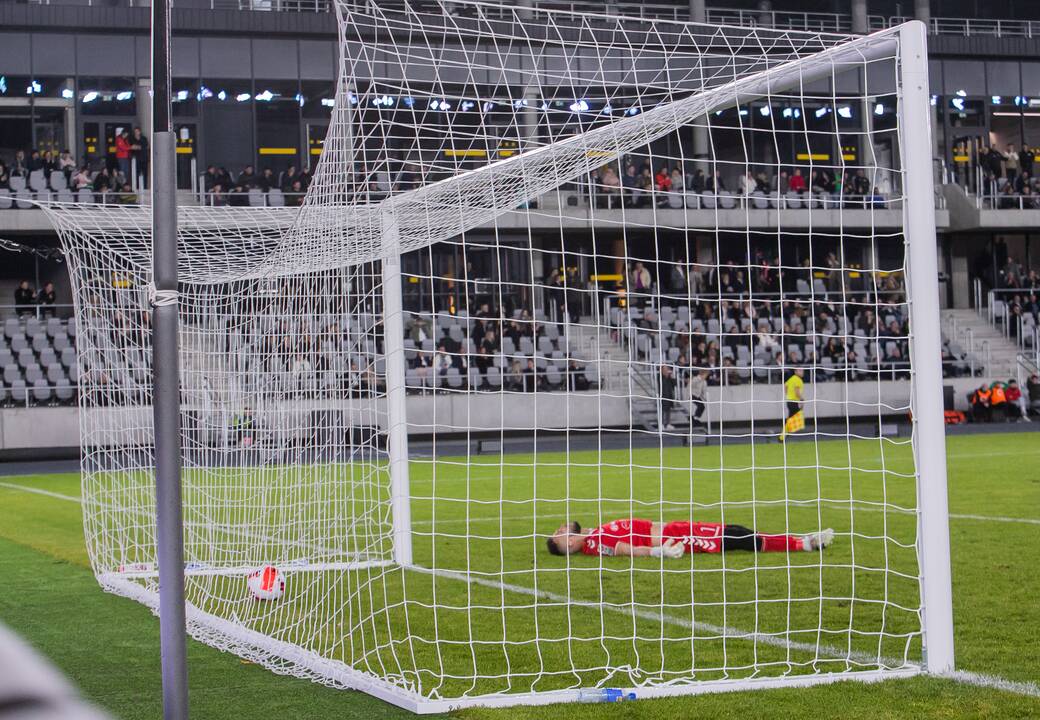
[210,184,228,206]
[130,128,148,189]
[705,170,725,192]
[772,169,789,194]
[114,182,136,204]
[1005,379,1029,422]
[14,280,35,316]
[989,380,1008,421]
[258,168,277,192]
[115,130,132,181]
[71,165,92,191]
[237,165,258,189]
[1021,145,1035,178]
[58,149,75,181]
[27,150,43,172]
[37,282,56,317]
[1005,143,1020,183]
[654,166,671,193]
[11,150,28,178]
[92,166,112,193]
[630,261,652,305]
[659,364,677,430]
[523,358,539,392]
[0,159,8,189]
[690,168,706,193]
[280,165,299,192]
[788,168,806,193]
[288,179,305,206]
[622,164,641,207]
[1027,373,1040,416]
[688,368,708,427]
[738,169,756,196]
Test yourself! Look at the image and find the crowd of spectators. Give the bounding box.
[12,280,58,317]
[613,255,977,402]
[584,155,893,210]
[0,128,150,205]
[967,378,1038,423]
[201,164,314,206]
[954,141,1040,208]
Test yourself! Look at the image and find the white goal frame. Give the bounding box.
[40,12,954,714]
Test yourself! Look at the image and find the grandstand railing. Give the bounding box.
[19,0,1040,39]
[0,303,75,320]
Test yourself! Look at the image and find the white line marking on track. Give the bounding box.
[0,481,80,503]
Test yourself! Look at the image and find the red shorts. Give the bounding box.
[662,521,725,553]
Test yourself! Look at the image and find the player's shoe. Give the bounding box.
[802,528,834,552]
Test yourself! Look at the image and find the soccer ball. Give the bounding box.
[247,565,285,601]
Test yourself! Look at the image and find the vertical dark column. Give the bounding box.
[151,0,189,717]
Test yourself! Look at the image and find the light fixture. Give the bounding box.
[27,80,42,95]
[482,101,495,112]
[951,97,965,111]
[61,88,74,100]
[321,98,335,108]
[815,106,828,118]
[347,91,358,105]
[955,89,967,97]
[402,96,415,108]
[235,92,252,102]
[874,103,884,115]
[513,99,529,109]
[930,94,938,106]
[625,106,640,116]
[992,95,1002,105]
[199,85,213,100]
[782,107,793,118]
[175,90,188,101]
[836,106,852,119]
[0,76,6,94]
[217,90,227,101]
[738,109,748,116]
[295,93,304,107]
[82,91,99,103]
[373,94,395,107]
[601,102,613,114]
[254,90,275,102]
[115,91,133,101]
[759,105,770,116]
[460,100,475,111]
[568,99,589,113]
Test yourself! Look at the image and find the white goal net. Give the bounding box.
[42,1,953,712]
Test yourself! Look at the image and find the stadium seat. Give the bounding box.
[47,363,66,385]
[28,170,47,193]
[55,384,75,403]
[751,191,769,209]
[268,189,285,207]
[32,379,53,404]
[718,191,736,209]
[15,190,32,209]
[248,188,265,206]
[8,378,26,404]
[3,364,21,385]
[486,366,502,389]
[77,189,94,204]
[57,189,75,203]
[0,189,11,210]
[50,171,67,191]
[9,176,26,192]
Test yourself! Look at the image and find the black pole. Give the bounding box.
[151,0,189,716]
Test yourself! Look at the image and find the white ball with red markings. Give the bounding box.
[247,565,285,601]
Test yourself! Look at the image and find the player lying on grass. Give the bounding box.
[546,518,834,557]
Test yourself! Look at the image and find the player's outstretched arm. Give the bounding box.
[613,539,684,558]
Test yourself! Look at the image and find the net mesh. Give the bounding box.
[41,1,932,709]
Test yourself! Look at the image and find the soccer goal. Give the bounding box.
[42,0,953,712]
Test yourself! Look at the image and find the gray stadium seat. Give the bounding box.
[9,176,26,192]
[57,189,75,203]
[49,171,67,191]
[8,379,26,404]
[0,189,11,209]
[47,363,65,384]
[15,190,32,209]
[28,170,47,192]
[248,188,265,206]
[24,364,43,384]
[268,189,285,207]
[55,384,75,403]
[3,364,21,385]
[77,189,94,204]
[32,379,52,404]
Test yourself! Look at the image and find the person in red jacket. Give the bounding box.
[114,129,132,183]
[788,168,807,193]
[546,518,833,557]
[1005,378,1029,422]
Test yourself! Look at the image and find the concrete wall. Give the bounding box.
[0,376,998,453]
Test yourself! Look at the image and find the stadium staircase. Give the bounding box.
[941,308,1021,378]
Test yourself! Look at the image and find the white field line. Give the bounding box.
[0,481,80,503]
[414,564,1040,700]
[1,480,1038,528]
[410,506,1040,529]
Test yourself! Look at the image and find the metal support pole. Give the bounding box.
[899,21,955,675]
[381,211,413,567]
[152,0,189,716]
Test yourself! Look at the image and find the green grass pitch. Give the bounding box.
[0,431,1038,719]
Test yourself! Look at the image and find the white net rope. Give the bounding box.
[41,1,929,709]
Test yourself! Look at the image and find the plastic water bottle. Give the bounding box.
[575,688,637,703]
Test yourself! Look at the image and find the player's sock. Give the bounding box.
[759,534,804,552]
[801,528,835,552]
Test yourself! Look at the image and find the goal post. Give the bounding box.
[38,3,956,712]
[898,20,955,675]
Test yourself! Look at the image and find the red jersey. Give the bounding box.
[581,519,728,555]
[582,518,653,556]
